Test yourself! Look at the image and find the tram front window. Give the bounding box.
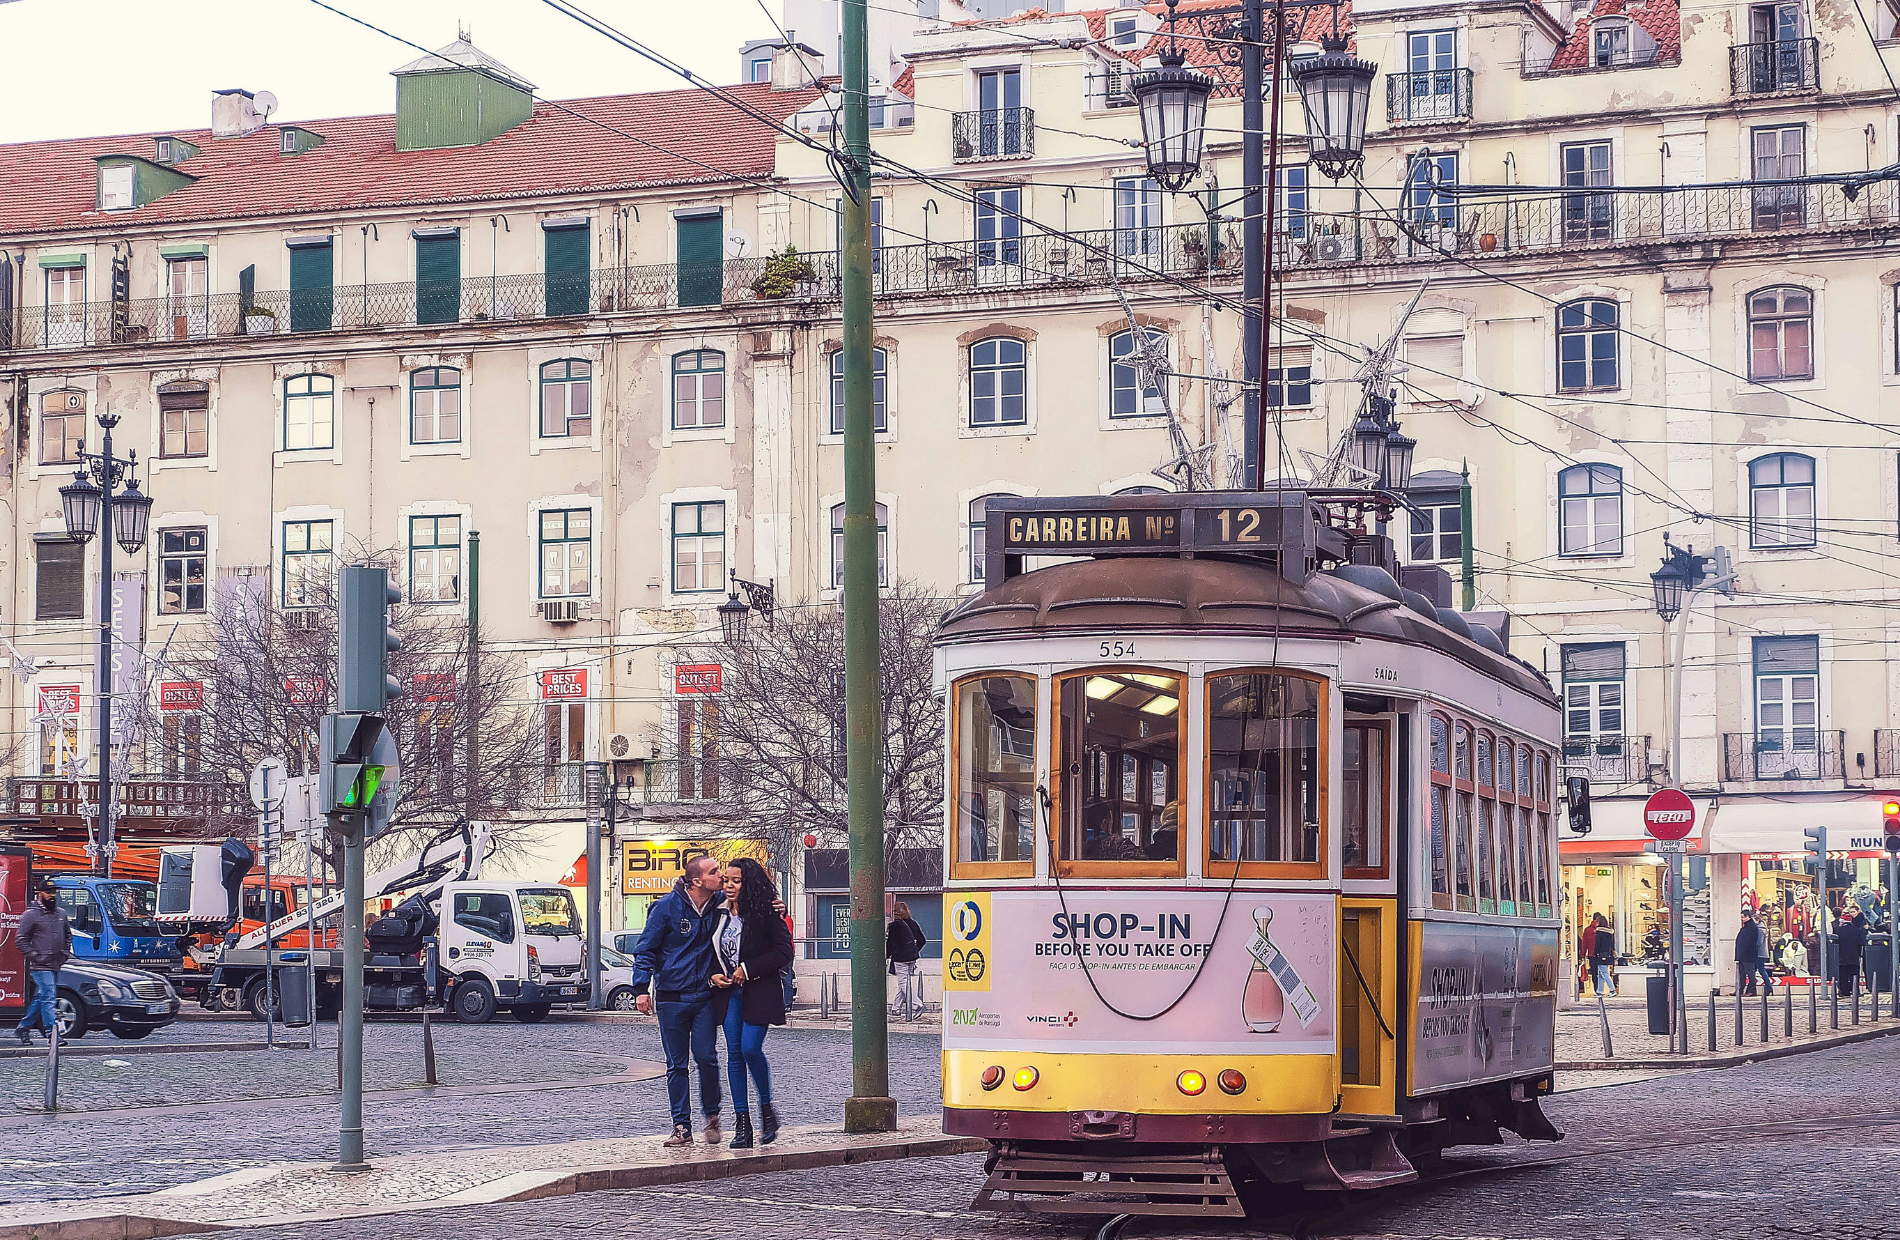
[1207,672,1322,866]
[1057,671,1181,865]
[955,675,1038,866]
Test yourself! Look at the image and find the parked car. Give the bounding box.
[54,960,181,1040]
[599,946,642,1011]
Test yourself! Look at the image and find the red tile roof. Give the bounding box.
[0,81,822,238]
[1544,0,1680,71]
[1013,0,1356,93]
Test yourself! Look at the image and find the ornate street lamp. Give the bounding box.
[1381,423,1416,492]
[1289,37,1378,181]
[717,570,777,647]
[1131,50,1214,193]
[60,471,103,543]
[1650,554,1688,623]
[1350,410,1388,482]
[112,478,153,554]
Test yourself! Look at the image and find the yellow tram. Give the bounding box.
[936,491,1565,1217]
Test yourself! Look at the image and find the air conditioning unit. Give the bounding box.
[1312,234,1361,264]
[605,732,636,761]
[282,609,320,630]
[539,599,581,624]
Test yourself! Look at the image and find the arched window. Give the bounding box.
[1556,299,1618,392]
[968,493,1009,583]
[1557,464,1622,556]
[672,349,726,430]
[831,502,889,587]
[539,359,591,439]
[969,337,1026,427]
[1749,452,1816,548]
[1108,329,1166,417]
[829,347,888,434]
[409,367,462,445]
[1748,286,1813,381]
[38,389,86,465]
[283,373,334,451]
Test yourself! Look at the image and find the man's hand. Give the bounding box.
[635,993,652,1015]
[710,973,732,988]
[772,899,787,916]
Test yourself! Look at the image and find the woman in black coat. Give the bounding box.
[711,857,795,1149]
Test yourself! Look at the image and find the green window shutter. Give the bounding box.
[288,243,333,332]
[544,223,590,317]
[676,214,723,308]
[415,234,461,325]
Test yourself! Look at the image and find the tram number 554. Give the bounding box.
[1099,640,1137,658]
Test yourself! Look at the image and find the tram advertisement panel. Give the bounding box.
[1411,921,1558,1093]
[943,889,1335,1054]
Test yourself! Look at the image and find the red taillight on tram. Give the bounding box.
[1217,1069,1247,1095]
[980,1065,1005,1091]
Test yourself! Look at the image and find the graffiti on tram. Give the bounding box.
[1411,922,1559,1093]
[942,890,1335,1054]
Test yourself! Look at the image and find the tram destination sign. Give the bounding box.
[984,492,1337,584]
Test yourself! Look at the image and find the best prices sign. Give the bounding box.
[541,669,587,700]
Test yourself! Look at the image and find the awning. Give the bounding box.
[560,852,587,888]
[38,253,86,268]
[1703,795,1888,855]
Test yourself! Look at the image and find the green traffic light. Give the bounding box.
[344,764,387,808]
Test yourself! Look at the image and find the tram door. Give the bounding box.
[1339,716,1399,1116]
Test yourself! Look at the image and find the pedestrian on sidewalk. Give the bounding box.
[710,858,794,1150]
[16,878,70,1045]
[1835,903,1868,999]
[1736,908,1774,997]
[886,901,926,1023]
[630,856,728,1148]
[1588,914,1617,997]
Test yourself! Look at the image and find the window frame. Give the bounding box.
[1746,285,1814,382]
[537,508,594,600]
[1267,347,1314,410]
[1202,666,1330,881]
[408,366,463,446]
[39,389,87,466]
[538,358,592,440]
[408,514,463,604]
[1051,665,1189,880]
[280,519,334,610]
[1428,712,1454,910]
[282,373,335,452]
[1342,718,1391,880]
[968,493,1009,584]
[157,382,210,461]
[1108,327,1167,418]
[968,336,1028,427]
[1556,298,1619,393]
[157,526,209,615]
[829,346,888,435]
[1407,492,1463,564]
[671,349,727,431]
[829,501,889,589]
[1748,451,1817,549]
[949,670,1040,880]
[1557,463,1624,557]
[671,501,728,595]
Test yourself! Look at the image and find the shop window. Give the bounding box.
[1057,669,1182,872]
[1205,672,1324,875]
[953,674,1037,874]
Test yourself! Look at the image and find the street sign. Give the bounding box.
[1654,838,1688,854]
[249,757,288,812]
[1643,787,1695,841]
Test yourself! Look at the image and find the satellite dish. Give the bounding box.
[254,91,278,118]
[725,229,754,259]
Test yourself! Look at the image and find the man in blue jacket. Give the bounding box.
[632,854,729,1146]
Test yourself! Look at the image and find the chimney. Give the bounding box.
[771,41,821,91]
[212,89,268,138]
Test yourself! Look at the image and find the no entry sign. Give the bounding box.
[1643,788,1696,841]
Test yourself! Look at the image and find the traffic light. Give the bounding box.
[1565,775,1592,835]
[1883,797,1900,854]
[1803,825,1828,871]
[320,712,387,815]
[339,564,403,714]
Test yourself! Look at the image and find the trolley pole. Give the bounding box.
[840,0,895,1135]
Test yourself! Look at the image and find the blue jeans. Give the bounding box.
[656,990,721,1127]
[1591,961,1615,995]
[20,969,58,1035]
[723,996,774,1113]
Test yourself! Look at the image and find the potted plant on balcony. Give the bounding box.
[243,306,277,335]
[750,246,818,300]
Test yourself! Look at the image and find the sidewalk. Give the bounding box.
[1557,988,1900,1069]
[0,1114,982,1240]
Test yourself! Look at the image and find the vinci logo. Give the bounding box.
[943,893,991,992]
[1026,1011,1080,1028]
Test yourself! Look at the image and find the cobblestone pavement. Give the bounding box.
[1555,986,1900,1062]
[176,1035,1900,1240]
[0,1018,944,1205]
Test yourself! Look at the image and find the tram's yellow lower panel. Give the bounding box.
[943,1049,1336,1115]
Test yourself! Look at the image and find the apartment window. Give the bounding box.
[409,367,462,445]
[969,337,1027,426]
[676,211,724,309]
[415,231,461,326]
[1561,643,1625,739]
[1109,329,1166,417]
[283,374,334,451]
[969,493,1006,583]
[1561,142,1613,241]
[1112,15,1138,45]
[44,267,85,347]
[99,164,133,211]
[829,347,888,434]
[1593,18,1629,64]
[409,515,462,604]
[35,538,84,621]
[830,501,889,588]
[975,187,1022,271]
[539,359,592,439]
[1267,348,1313,408]
[832,197,885,271]
[1751,124,1806,229]
[1754,635,1819,775]
[672,350,726,430]
[538,509,592,598]
[1557,299,1619,392]
[161,714,202,778]
[1749,452,1816,548]
[288,239,334,333]
[1278,165,1308,240]
[166,256,209,340]
[1409,491,1463,563]
[1402,30,1461,121]
[1558,463,1623,556]
[975,68,1024,157]
[1403,332,1465,400]
[750,56,772,82]
[544,698,586,804]
[39,389,86,465]
[1747,285,1813,381]
[157,381,210,459]
[158,528,208,614]
[1405,151,1457,226]
[1114,177,1162,263]
[281,520,334,608]
[672,502,727,594]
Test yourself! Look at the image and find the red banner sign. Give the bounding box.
[37,685,80,716]
[412,673,459,703]
[675,664,723,695]
[285,676,327,707]
[158,681,204,711]
[541,668,588,700]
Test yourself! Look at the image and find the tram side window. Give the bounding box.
[1517,804,1536,910]
[1453,723,1476,911]
[954,675,1038,867]
[1057,671,1181,865]
[1342,722,1386,874]
[1428,714,1452,908]
[1207,673,1322,868]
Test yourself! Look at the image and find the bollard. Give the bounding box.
[1597,991,1613,1059]
[1734,984,1744,1046]
[1760,987,1769,1043]
[1809,980,1818,1034]
[423,1009,437,1086]
[1784,982,1793,1038]
[337,1039,344,1089]
[1707,988,1718,1053]
[1831,979,1840,1031]
[1853,985,1862,1026]
[42,1023,60,1113]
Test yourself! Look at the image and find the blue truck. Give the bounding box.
[47,874,182,973]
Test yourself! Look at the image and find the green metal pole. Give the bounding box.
[1459,459,1475,612]
[840,0,894,1135]
[465,530,480,824]
[334,813,367,1170]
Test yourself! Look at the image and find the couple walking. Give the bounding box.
[629,855,793,1150]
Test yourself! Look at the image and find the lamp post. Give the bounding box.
[717,570,776,647]
[58,411,153,879]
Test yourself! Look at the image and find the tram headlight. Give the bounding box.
[1217,1069,1247,1095]
[981,1065,1005,1091]
[1176,1070,1207,1096]
[1011,1066,1040,1091]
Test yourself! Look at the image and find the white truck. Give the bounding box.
[176,824,589,1023]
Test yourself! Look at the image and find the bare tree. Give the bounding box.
[654,576,949,866]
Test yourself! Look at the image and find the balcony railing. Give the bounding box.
[540,762,588,810]
[1522,45,1672,76]
[952,107,1035,161]
[1722,730,1845,784]
[1876,730,1900,779]
[1730,38,1820,94]
[5,775,245,829]
[1386,69,1473,123]
[1560,734,1651,786]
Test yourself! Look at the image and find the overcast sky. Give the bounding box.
[0,0,782,145]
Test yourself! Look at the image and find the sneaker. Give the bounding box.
[13,1027,30,1046]
[663,1123,693,1147]
[704,1115,722,1145]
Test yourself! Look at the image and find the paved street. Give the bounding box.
[137,1033,1900,1240]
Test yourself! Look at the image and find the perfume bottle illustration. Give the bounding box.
[1243,906,1321,1033]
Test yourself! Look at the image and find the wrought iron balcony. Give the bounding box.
[952,107,1035,161]
[1522,44,1671,76]
[1722,730,1845,784]
[1730,38,1820,94]
[1386,69,1473,123]
[5,775,244,831]
[1559,734,1651,786]
[1875,729,1900,778]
